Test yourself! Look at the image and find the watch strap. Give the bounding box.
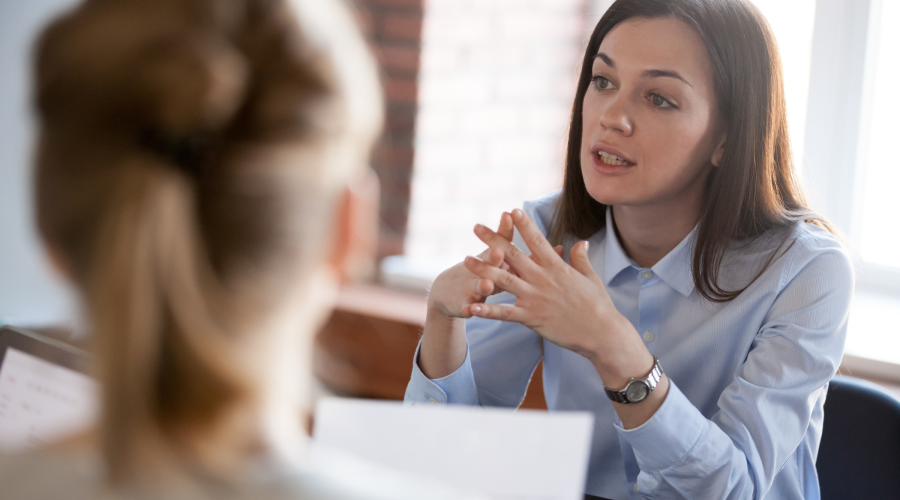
[603,356,663,404]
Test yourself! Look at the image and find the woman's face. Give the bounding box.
[581,17,725,210]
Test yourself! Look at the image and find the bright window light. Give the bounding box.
[857,0,900,270]
[749,0,817,171]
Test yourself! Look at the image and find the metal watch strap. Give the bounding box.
[603,356,664,404]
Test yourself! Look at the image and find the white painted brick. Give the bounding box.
[407,0,589,261]
[459,106,523,136]
[414,108,458,137]
[413,139,482,171]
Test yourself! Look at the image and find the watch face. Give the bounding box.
[626,381,650,402]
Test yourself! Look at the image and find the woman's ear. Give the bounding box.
[45,244,75,285]
[328,168,380,283]
[711,134,726,167]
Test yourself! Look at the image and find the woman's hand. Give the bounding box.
[428,212,564,320]
[427,212,516,319]
[419,211,562,380]
[463,208,652,388]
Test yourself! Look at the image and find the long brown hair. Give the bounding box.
[32,0,381,485]
[551,0,832,302]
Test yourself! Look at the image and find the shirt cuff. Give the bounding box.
[615,380,708,472]
[403,340,479,406]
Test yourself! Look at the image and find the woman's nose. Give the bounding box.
[598,95,634,136]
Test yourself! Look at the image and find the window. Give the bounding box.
[820,0,900,371]
[857,0,900,272]
[749,0,817,169]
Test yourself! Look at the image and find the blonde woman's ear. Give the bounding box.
[44,244,75,285]
[329,168,380,284]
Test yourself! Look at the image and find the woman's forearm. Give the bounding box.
[418,306,468,379]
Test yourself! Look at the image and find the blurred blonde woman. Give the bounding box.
[0,0,463,498]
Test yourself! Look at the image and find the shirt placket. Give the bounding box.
[621,267,663,495]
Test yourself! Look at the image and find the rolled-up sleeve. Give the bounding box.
[404,340,479,405]
[617,235,854,499]
[403,292,543,408]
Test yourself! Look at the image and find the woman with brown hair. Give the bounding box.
[407,0,853,498]
[0,0,468,498]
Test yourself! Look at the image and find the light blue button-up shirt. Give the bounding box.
[405,191,854,500]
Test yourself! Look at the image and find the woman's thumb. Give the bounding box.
[570,241,599,280]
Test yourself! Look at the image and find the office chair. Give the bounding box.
[817,375,900,499]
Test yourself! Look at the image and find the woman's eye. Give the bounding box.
[592,76,612,90]
[650,93,674,108]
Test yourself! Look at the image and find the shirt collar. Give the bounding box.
[601,207,697,297]
[603,208,633,286]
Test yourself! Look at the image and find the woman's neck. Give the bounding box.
[611,196,702,269]
[249,271,339,468]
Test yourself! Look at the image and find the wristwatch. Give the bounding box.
[604,356,663,404]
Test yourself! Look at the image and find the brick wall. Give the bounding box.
[355,0,425,257]
[403,0,600,263]
[354,0,612,262]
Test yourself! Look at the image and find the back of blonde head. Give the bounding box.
[32,0,381,486]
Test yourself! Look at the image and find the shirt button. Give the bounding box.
[428,397,439,405]
[641,270,653,280]
[643,331,655,342]
[633,483,639,493]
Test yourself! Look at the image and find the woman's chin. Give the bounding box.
[583,185,633,207]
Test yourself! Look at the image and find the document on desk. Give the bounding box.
[0,347,97,452]
[313,398,594,500]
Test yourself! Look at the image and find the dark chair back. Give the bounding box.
[817,375,900,499]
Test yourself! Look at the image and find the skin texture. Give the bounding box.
[423,17,726,430]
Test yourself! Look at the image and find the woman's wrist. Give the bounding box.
[419,303,468,379]
[587,316,655,389]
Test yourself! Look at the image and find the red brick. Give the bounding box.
[377,235,405,258]
[375,45,421,74]
[351,0,424,253]
[360,0,424,11]
[374,169,413,187]
[378,13,423,42]
[378,180,413,201]
[372,160,412,183]
[383,76,418,104]
[380,210,411,232]
[382,107,417,135]
[373,144,414,166]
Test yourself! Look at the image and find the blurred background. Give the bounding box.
[1,0,898,400]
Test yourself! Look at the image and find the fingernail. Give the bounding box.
[584,241,590,251]
[471,305,482,314]
[512,209,523,220]
[474,224,486,234]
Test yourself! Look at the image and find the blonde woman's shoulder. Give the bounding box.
[0,447,486,500]
[0,449,107,500]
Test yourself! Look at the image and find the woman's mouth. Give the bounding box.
[596,150,635,166]
[591,148,636,173]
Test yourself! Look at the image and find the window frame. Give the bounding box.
[804,0,900,294]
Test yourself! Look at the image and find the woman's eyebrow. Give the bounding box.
[596,52,616,68]
[595,52,692,88]
[641,69,692,88]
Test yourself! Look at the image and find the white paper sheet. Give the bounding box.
[0,348,97,452]
[313,398,594,500]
